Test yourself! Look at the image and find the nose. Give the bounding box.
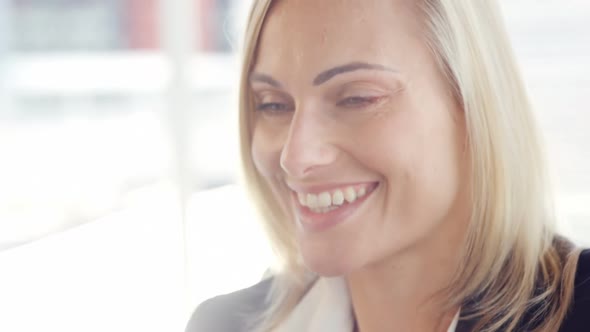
[279,109,339,178]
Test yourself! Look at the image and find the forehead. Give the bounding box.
[253,0,424,76]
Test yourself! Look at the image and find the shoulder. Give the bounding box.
[570,249,590,311]
[559,249,590,332]
[185,277,273,332]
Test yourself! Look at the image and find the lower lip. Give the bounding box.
[294,183,379,232]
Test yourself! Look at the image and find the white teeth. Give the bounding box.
[298,192,306,205]
[306,193,318,209]
[318,192,332,208]
[344,187,357,203]
[332,190,344,206]
[309,205,339,214]
[358,187,366,198]
[297,185,373,210]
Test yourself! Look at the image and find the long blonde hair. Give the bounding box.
[238,1,581,331]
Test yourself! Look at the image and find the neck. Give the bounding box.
[345,220,466,332]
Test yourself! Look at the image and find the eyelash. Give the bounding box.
[337,96,383,108]
[253,95,384,114]
[255,102,291,113]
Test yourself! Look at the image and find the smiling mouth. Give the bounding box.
[293,182,379,214]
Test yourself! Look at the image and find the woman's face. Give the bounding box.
[250,0,470,276]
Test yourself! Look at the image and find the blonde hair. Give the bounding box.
[238,1,581,331]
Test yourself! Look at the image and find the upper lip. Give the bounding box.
[286,181,379,194]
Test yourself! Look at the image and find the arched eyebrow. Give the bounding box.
[249,73,283,88]
[249,62,398,88]
[313,62,398,86]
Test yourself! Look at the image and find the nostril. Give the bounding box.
[280,155,315,178]
[279,149,293,175]
[280,143,340,179]
[279,145,311,177]
[279,149,288,171]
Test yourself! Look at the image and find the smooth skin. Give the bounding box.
[250,0,471,331]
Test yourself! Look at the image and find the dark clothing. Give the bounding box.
[187,249,590,332]
[558,249,590,332]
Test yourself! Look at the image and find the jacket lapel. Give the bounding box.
[275,277,354,332]
[275,277,466,332]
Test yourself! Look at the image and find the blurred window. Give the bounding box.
[0,1,588,332]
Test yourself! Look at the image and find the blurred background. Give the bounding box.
[0,0,588,331]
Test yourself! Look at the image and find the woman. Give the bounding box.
[188,0,590,331]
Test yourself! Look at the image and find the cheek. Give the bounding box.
[356,105,463,211]
[351,108,420,174]
[251,125,283,179]
[402,119,463,219]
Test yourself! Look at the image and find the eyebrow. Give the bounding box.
[249,73,283,88]
[313,62,398,86]
[249,61,398,89]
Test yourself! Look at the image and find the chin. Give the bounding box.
[301,252,359,277]
[306,263,349,277]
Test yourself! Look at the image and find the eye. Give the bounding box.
[337,96,383,108]
[253,92,294,115]
[256,102,290,112]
